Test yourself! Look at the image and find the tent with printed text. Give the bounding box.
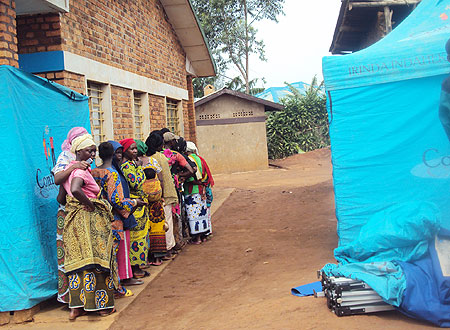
[0,65,90,312]
[322,0,450,326]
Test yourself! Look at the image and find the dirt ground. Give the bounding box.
[109,148,436,330]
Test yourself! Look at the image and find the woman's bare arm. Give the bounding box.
[71,177,95,211]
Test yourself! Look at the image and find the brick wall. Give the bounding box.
[0,0,17,67]
[14,0,202,143]
[182,100,190,140]
[16,0,187,88]
[16,13,61,54]
[36,70,85,94]
[185,75,196,142]
[111,85,133,140]
[60,0,187,89]
[148,94,166,133]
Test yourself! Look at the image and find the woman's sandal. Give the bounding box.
[69,308,87,321]
[163,253,177,260]
[140,263,152,269]
[98,307,116,317]
[114,287,134,299]
[133,270,150,278]
[151,260,163,266]
[122,278,144,286]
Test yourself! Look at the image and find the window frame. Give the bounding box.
[87,81,106,145]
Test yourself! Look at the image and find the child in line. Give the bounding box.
[142,168,167,266]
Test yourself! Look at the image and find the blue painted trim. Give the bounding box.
[18,51,65,73]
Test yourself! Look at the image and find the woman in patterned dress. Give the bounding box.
[119,138,150,278]
[61,134,116,319]
[92,142,146,297]
[183,142,211,244]
[138,135,169,265]
[52,127,89,304]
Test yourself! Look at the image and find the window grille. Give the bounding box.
[87,82,105,145]
[199,113,221,120]
[134,93,144,140]
[166,99,180,135]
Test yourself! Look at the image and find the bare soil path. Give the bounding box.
[109,149,436,330]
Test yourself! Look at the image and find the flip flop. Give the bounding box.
[114,287,134,299]
[151,260,163,266]
[98,307,116,317]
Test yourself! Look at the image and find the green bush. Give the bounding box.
[266,78,330,159]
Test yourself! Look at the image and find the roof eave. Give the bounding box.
[160,0,216,77]
[194,88,284,111]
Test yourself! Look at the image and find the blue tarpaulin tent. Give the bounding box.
[0,66,90,312]
[322,0,450,326]
[255,81,310,103]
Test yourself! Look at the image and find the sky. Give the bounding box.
[227,0,342,89]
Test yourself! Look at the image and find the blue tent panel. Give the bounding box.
[0,66,90,311]
[255,81,310,103]
[322,0,450,324]
[323,0,450,250]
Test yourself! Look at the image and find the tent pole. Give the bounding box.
[384,6,393,34]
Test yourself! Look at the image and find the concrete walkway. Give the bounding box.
[6,187,235,330]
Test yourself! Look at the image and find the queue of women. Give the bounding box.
[52,127,214,320]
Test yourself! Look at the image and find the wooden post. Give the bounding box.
[384,6,393,34]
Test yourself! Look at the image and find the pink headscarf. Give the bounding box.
[61,127,88,152]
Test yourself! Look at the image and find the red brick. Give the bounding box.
[1,33,11,41]
[44,15,60,22]
[45,30,60,37]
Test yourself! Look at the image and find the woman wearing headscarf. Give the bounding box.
[119,138,150,278]
[160,132,195,246]
[92,142,146,297]
[183,141,211,244]
[189,142,215,238]
[62,134,116,319]
[146,131,180,256]
[106,141,144,287]
[52,127,89,304]
[142,132,169,265]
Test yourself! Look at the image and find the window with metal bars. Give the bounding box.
[133,92,144,140]
[166,99,180,135]
[87,82,105,145]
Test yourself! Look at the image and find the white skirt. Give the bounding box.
[185,193,210,234]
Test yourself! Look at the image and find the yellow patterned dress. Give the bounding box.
[64,196,115,311]
[121,160,149,266]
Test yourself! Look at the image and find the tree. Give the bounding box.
[266,77,330,159]
[191,0,285,96]
[225,76,265,95]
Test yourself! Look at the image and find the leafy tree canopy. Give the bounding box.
[191,0,285,97]
[266,77,330,159]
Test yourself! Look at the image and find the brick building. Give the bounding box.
[0,0,215,143]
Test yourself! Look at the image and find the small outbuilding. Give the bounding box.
[194,88,284,174]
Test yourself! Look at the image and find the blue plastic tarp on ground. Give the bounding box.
[0,66,90,311]
[322,0,450,325]
[291,281,322,297]
[398,230,450,327]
